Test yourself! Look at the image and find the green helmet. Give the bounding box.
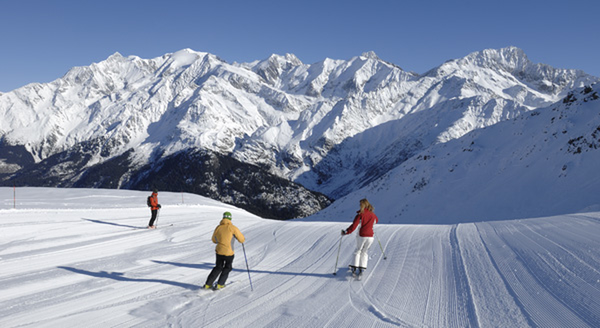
[223,211,232,220]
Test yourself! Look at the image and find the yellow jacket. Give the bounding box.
[212,219,245,256]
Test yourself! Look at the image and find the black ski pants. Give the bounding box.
[148,209,158,226]
[205,254,234,286]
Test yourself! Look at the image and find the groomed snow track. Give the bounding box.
[1,189,599,327]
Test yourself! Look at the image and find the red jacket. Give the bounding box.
[149,192,160,210]
[345,208,378,237]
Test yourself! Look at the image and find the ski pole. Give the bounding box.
[242,243,254,291]
[375,233,387,260]
[332,231,344,275]
[155,209,160,228]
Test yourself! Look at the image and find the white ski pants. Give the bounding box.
[353,235,374,269]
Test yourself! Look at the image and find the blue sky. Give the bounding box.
[1,0,598,92]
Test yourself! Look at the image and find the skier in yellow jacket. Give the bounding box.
[204,211,245,290]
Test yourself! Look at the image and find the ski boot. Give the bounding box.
[349,265,357,278]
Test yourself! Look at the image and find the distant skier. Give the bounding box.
[341,198,379,279]
[204,211,246,290]
[147,189,161,229]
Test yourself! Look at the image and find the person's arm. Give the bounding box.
[343,213,361,235]
[212,227,219,244]
[234,226,245,243]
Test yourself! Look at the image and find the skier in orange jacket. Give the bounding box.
[147,189,161,229]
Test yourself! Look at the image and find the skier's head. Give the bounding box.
[153,188,158,194]
[223,212,232,220]
[359,198,374,213]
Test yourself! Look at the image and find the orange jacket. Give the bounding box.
[212,219,245,256]
[149,192,160,210]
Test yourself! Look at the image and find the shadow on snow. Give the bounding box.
[81,218,144,229]
[153,260,334,279]
[58,266,199,290]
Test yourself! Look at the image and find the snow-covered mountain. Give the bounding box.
[309,84,600,224]
[296,48,599,196]
[0,47,597,219]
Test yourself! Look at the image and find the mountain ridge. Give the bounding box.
[0,47,598,219]
[306,84,600,223]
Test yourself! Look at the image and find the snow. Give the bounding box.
[309,84,600,224]
[3,46,596,198]
[169,49,203,69]
[1,187,599,327]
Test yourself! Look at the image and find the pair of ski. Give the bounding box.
[348,265,364,281]
[184,281,235,299]
[143,223,173,229]
[201,281,236,293]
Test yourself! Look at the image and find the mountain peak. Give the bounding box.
[252,53,304,84]
[107,52,124,60]
[360,51,379,60]
[466,46,530,71]
[262,53,303,67]
[431,46,530,72]
[166,49,205,67]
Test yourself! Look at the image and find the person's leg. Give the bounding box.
[353,235,368,268]
[217,255,234,286]
[205,254,226,287]
[148,209,157,227]
[358,237,374,269]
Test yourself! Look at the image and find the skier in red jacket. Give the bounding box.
[342,198,379,279]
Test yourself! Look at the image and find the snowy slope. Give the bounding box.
[309,84,600,224]
[1,188,599,327]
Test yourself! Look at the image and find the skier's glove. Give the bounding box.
[158,204,162,209]
[341,229,346,236]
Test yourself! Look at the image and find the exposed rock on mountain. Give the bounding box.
[0,47,597,218]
